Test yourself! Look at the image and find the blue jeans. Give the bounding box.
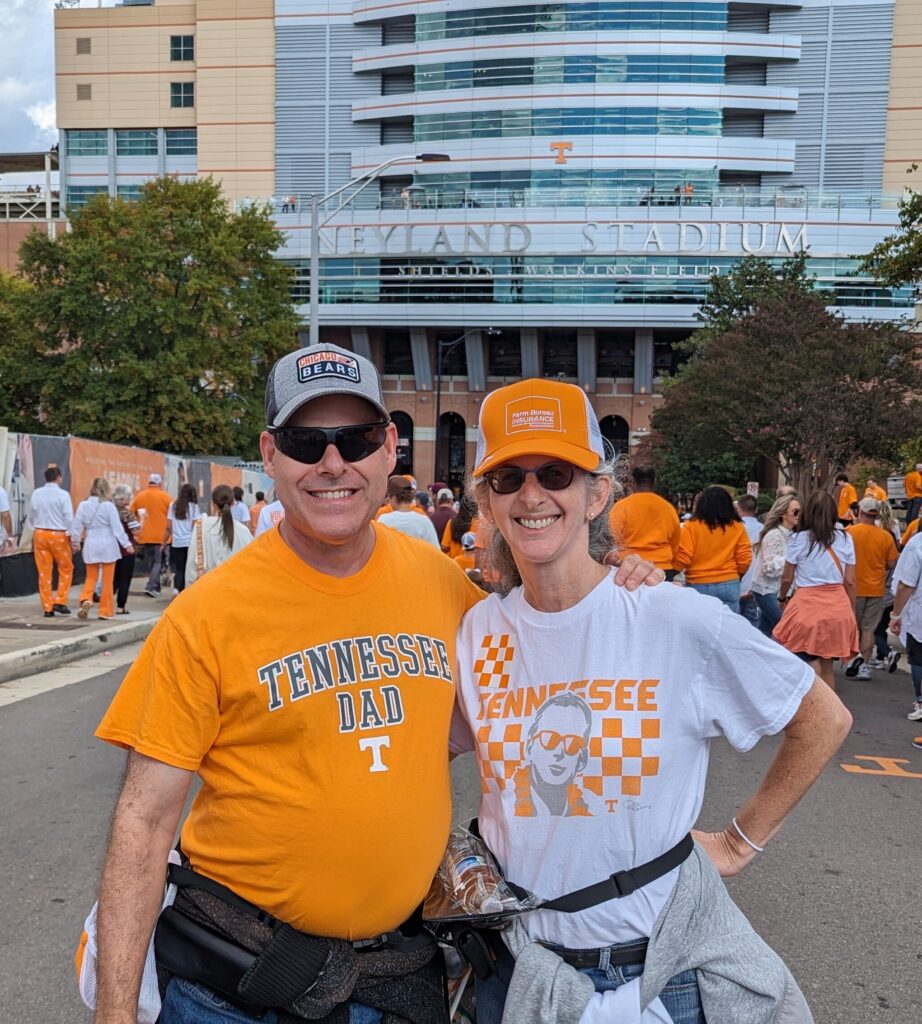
[161,977,382,1024]
[738,593,760,629]
[754,592,782,637]
[689,580,740,614]
[475,938,704,1024]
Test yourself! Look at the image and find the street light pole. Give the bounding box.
[307,153,449,346]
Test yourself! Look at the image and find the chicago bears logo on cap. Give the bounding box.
[297,351,361,384]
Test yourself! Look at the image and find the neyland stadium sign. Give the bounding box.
[321,220,810,258]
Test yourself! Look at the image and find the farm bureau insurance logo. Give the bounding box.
[297,350,360,384]
[506,396,563,435]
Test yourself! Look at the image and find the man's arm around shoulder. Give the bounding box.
[94,750,192,1024]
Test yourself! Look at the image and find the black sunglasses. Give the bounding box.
[483,462,576,495]
[269,421,389,465]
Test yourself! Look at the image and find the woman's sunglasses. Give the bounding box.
[269,422,389,465]
[483,462,576,495]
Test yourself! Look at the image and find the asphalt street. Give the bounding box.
[1,653,919,1023]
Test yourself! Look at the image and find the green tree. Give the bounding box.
[651,256,922,495]
[15,177,299,457]
[860,170,922,288]
[0,270,43,432]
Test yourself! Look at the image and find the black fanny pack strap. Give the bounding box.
[168,863,272,923]
[540,833,694,914]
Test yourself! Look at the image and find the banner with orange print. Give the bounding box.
[69,438,166,507]
[472,633,662,815]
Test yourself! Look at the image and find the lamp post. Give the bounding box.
[433,328,499,483]
[308,152,450,345]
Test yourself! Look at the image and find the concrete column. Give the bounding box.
[410,327,432,391]
[157,128,167,177]
[577,327,596,393]
[350,326,372,361]
[107,128,116,197]
[521,327,541,379]
[633,328,654,394]
[465,330,486,392]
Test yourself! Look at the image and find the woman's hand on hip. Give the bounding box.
[691,827,758,877]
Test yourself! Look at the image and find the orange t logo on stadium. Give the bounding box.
[550,141,573,164]
[506,396,563,435]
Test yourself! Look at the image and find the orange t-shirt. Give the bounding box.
[902,518,919,546]
[609,491,681,571]
[130,486,173,544]
[846,523,898,597]
[96,523,483,939]
[442,516,480,559]
[904,471,922,500]
[453,552,476,572]
[376,503,427,519]
[836,483,858,519]
[864,485,887,502]
[673,519,752,583]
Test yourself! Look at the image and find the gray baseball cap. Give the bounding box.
[265,343,389,427]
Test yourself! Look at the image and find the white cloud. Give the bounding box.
[0,0,58,156]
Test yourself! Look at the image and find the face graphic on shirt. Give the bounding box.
[520,694,592,815]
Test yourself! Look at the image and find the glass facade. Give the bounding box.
[170,35,194,61]
[116,129,158,156]
[417,2,728,40]
[413,106,721,142]
[116,184,144,202]
[286,257,914,309]
[165,128,198,155]
[66,130,108,156]
[65,185,108,210]
[415,55,725,91]
[170,82,195,108]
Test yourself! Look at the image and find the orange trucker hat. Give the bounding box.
[473,378,606,477]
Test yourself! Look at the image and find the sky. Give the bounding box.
[0,0,58,157]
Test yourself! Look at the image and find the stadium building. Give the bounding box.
[54,0,921,486]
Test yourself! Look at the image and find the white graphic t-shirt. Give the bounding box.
[451,571,815,948]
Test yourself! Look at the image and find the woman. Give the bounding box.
[378,476,440,548]
[773,490,858,691]
[751,494,801,637]
[185,484,252,585]
[164,483,202,593]
[673,486,752,612]
[871,501,902,670]
[442,495,478,559]
[111,485,141,614]
[70,478,133,621]
[451,378,851,1023]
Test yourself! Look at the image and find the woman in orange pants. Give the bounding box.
[70,478,134,620]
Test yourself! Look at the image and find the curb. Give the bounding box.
[0,617,159,685]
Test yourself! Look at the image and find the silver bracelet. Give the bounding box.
[732,817,764,854]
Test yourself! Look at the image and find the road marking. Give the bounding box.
[840,755,922,779]
[0,642,142,709]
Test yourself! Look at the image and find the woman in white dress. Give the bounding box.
[186,484,252,585]
[164,483,202,594]
[70,478,133,621]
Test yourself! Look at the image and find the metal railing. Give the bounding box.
[253,187,906,219]
[0,191,61,221]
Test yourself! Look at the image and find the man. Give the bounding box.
[130,473,172,598]
[254,496,285,536]
[0,482,14,554]
[90,341,668,1023]
[904,463,922,526]
[609,464,681,578]
[249,490,266,534]
[864,477,887,502]
[27,466,74,617]
[736,494,763,627]
[231,485,252,527]
[430,487,457,542]
[845,498,898,680]
[889,532,922,722]
[833,472,858,522]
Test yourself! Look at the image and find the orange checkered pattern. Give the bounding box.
[583,716,661,798]
[476,722,524,794]
[473,634,516,689]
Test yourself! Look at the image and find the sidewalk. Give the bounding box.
[0,581,169,685]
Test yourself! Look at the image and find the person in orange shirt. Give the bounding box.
[442,495,479,558]
[674,486,752,612]
[902,517,920,547]
[905,462,922,525]
[249,490,266,534]
[833,472,858,522]
[453,530,477,572]
[845,498,899,680]
[129,472,173,598]
[863,478,887,503]
[609,464,681,579]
